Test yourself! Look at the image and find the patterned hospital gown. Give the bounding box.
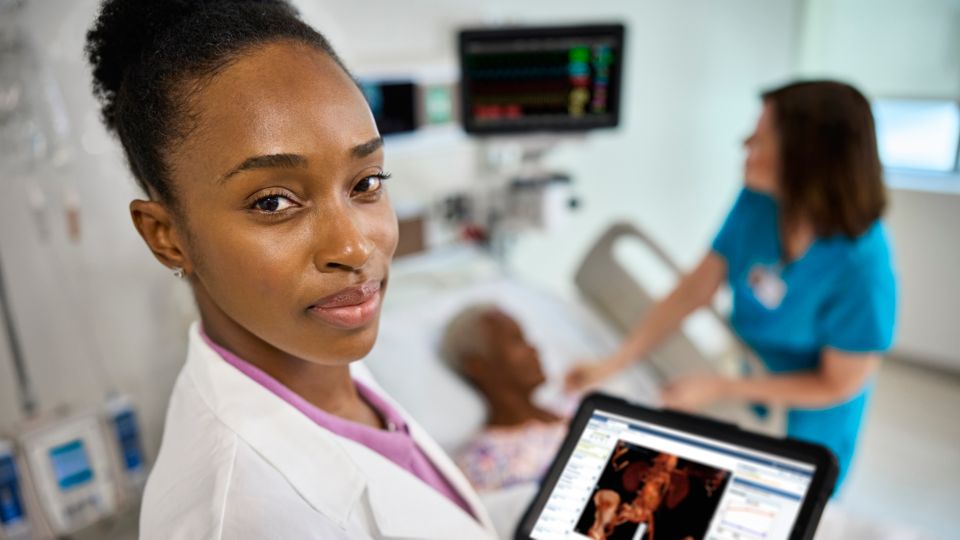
[455,420,567,492]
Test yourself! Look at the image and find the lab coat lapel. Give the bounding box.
[407,420,497,533]
[351,363,497,537]
[345,438,493,539]
[184,324,366,529]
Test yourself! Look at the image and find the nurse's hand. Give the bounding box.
[564,358,622,394]
[661,374,731,412]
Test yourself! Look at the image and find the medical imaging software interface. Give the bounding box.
[531,411,815,540]
[461,31,620,130]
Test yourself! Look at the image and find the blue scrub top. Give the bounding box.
[712,188,897,490]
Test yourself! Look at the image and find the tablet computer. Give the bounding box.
[515,393,837,540]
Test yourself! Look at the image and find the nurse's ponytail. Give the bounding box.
[85,0,348,206]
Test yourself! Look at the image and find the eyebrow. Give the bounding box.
[351,136,384,158]
[218,136,384,183]
[219,153,306,182]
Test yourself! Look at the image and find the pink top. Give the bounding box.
[199,328,474,518]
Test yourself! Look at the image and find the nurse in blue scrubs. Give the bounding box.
[565,80,896,490]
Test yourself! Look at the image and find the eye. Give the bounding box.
[353,171,391,195]
[251,193,296,213]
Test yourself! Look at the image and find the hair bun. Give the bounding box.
[85,0,293,131]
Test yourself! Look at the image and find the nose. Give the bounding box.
[313,210,375,273]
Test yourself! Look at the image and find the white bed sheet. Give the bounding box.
[362,275,661,454]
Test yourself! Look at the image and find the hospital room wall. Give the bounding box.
[797,0,960,369]
[0,0,193,447]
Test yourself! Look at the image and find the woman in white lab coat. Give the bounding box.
[85,1,496,538]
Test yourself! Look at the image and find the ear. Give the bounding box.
[129,199,193,274]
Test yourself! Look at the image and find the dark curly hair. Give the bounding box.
[85,0,349,206]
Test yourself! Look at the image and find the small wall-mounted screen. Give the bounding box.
[48,440,94,491]
[112,410,145,472]
[0,453,26,525]
[360,81,418,136]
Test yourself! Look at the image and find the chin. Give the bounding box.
[526,374,547,391]
[298,315,383,365]
[745,177,774,194]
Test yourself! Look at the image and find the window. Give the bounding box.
[873,99,960,174]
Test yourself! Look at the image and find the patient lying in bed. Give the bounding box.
[441,304,570,492]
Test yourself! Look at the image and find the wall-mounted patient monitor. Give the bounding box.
[458,24,625,135]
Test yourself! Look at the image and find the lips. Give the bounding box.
[307,280,382,329]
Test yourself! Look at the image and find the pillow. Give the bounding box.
[362,277,658,452]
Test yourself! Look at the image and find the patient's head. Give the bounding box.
[441,305,545,396]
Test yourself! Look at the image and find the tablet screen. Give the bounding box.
[531,409,816,540]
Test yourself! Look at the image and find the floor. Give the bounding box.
[826,357,960,540]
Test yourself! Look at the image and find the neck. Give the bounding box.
[784,219,815,261]
[479,385,559,428]
[195,287,379,427]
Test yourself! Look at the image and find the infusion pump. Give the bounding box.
[0,397,146,539]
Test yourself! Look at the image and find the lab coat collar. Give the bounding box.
[184,323,365,529]
[184,323,496,538]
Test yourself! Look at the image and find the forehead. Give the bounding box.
[173,40,377,180]
[486,311,522,335]
[757,101,777,131]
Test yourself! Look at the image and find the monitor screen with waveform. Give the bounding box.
[458,24,625,135]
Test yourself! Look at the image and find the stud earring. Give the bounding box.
[172,267,185,279]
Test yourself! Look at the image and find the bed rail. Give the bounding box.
[574,221,781,433]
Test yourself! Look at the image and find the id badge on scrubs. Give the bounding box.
[748,263,786,309]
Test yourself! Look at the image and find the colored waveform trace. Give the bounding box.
[568,87,590,117]
[472,94,569,106]
[592,47,613,65]
[465,50,568,68]
[568,63,590,77]
[468,79,571,94]
[568,46,591,63]
[569,75,590,88]
[467,66,570,80]
[717,501,778,539]
[472,104,522,120]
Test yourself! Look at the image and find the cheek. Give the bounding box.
[746,143,778,187]
[747,144,769,168]
[758,147,777,172]
[510,350,538,377]
[366,199,399,259]
[192,216,306,309]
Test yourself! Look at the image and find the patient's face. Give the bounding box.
[483,311,546,391]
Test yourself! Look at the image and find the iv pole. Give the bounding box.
[0,0,40,417]
[0,251,37,416]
